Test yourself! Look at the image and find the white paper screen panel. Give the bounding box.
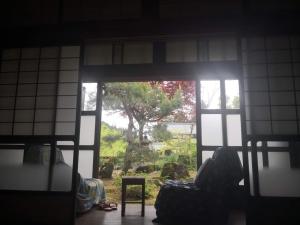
[0,97,15,109]
[58,83,78,95]
[0,72,18,83]
[269,78,294,90]
[166,41,197,63]
[0,148,73,191]
[247,152,263,196]
[19,72,37,83]
[2,49,20,59]
[78,150,93,178]
[0,46,80,136]
[37,84,57,96]
[250,107,271,120]
[0,164,49,191]
[80,116,96,145]
[41,47,60,58]
[59,71,79,82]
[56,109,76,122]
[0,85,16,96]
[202,151,214,162]
[61,150,74,167]
[39,71,57,83]
[20,60,39,71]
[268,63,292,76]
[39,59,58,71]
[225,80,240,109]
[251,121,272,134]
[201,114,223,146]
[123,42,153,64]
[34,123,53,135]
[21,48,39,59]
[266,36,290,49]
[14,110,34,122]
[243,35,300,135]
[36,97,56,108]
[82,83,97,111]
[209,38,237,61]
[226,115,242,146]
[0,150,24,165]
[55,123,76,135]
[17,84,36,96]
[258,152,300,197]
[267,50,290,63]
[0,123,12,135]
[247,64,268,77]
[1,61,19,72]
[57,96,77,108]
[200,80,221,109]
[0,110,14,122]
[60,58,80,70]
[55,149,75,192]
[61,46,80,58]
[84,44,113,65]
[13,123,33,135]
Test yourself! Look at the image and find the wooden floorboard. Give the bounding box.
[76,205,245,225]
[76,205,155,225]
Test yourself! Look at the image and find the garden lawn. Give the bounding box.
[102,169,197,205]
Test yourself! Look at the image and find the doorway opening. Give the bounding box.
[80,78,243,206]
[99,81,197,204]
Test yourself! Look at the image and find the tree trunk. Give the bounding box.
[124,106,134,173]
[126,114,134,143]
[138,121,145,145]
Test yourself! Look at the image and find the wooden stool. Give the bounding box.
[121,176,145,217]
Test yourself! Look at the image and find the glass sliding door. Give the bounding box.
[197,79,243,177]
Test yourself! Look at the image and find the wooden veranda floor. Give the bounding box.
[76,205,246,225]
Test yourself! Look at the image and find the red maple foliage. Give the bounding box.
[150,81,196,122]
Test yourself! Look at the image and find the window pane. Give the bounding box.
[201,114,223,146]
[259,152,300,197]
[82,83,97,111]
[225,80,240,109]
[78,150,94,178]
[84,44,113,65]
[123,42,153,64]
[200,80,220,109]
[166,41,197,63]
[202,150,214,163]
[79,116,96,145]
[227,115,242,146]
[55,122,75,135]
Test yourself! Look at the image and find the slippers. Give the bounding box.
[98,202,113,211]
[109,202,118,210]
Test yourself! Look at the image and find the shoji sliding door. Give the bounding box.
[242,35,300,197]
[0,46,80,192]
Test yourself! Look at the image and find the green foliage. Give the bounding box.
[113,173,160,199]
[151,124,173,142]
[124,143,160,167]
[102,82,183,172]
[103,82,183,140]
[158,136,197,170]
[162,136,196,156]
[100,123,127,157]
[156,153,177,170]
[103,82,182,116]
[226,95,240,109]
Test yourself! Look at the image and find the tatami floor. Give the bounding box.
[76,205,246,225]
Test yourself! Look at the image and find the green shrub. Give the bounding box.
[112,172,160,200]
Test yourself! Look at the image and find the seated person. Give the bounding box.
[23,144,108,213]
[153,147,243,225]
